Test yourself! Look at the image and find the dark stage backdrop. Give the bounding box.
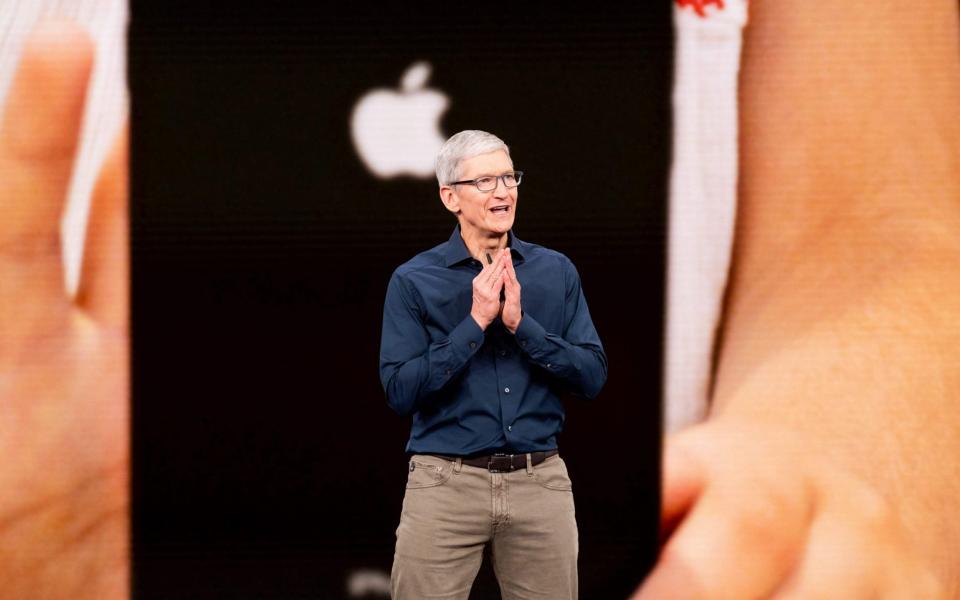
[130,2,671,598]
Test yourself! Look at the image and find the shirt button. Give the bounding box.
[546,363,552,368]
[504,387,510,393]
[499,350,507,357]
[520,340,527,347]
[469,342,476,349]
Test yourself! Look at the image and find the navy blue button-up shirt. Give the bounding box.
[379,227,607,455]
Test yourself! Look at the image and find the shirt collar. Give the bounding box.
[443,226,528,267]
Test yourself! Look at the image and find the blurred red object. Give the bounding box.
[676,0,725,18]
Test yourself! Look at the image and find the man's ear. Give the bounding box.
[439,186,460,215]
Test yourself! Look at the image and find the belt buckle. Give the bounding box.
[488,453,515,473]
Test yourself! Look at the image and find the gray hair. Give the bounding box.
[435,130,511,187]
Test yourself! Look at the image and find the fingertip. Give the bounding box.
[26,18,94,54]
[21,19,94,91]
[88,121,128,229]
[2,19,94,159]
[77,122,128,325]
[94,121,130,198]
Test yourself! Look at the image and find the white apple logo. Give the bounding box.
[350,61,449,179]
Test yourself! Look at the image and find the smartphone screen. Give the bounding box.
[131,3,670,597]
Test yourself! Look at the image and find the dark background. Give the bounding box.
[130,2,671,597]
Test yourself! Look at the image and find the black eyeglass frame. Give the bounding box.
[449,170,524,192]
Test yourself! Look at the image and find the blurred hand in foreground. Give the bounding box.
[0,20,127,599]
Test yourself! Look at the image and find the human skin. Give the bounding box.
[470,247,509,330]
[0,21,128,599]
[636,0,959,597]
[0,24,517,598]
[6,1,959,597]
[439,149,523,333]
[438,149,517,260]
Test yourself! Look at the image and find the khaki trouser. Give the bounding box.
[391,453,578,600]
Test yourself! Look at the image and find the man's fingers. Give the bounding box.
[500,251,522,307]
[479,252,497,281]
[632,440,708,599]
[0,20,94,335]
[774,480,944,599]
[488,262,506,291]
[635,433,808,600]
[502,250,515,276]
[76,124,128,328]
[502,269,519,302]
[475,249,510,297]
[0,20,93,249]
[637,488,803,599]
[773,513,883,599]
[658,438,705,540]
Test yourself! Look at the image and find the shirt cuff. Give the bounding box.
[447,314,486,362]
[513,312,548,356]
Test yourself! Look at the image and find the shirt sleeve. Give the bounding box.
[379,270,485,416]
[513,258,608,399]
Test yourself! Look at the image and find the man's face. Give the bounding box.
[441,149,518,239]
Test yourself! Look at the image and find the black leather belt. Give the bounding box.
[431,449,558,473]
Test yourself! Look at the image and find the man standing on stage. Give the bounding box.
[379,130,607,599]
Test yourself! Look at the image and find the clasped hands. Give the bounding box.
[469,248,522,333]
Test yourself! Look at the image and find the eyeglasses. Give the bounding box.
[450,171,523,192]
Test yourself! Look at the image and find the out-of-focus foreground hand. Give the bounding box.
[634,0,960,596]
[0,20,127,598]
[632,421,944,599]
